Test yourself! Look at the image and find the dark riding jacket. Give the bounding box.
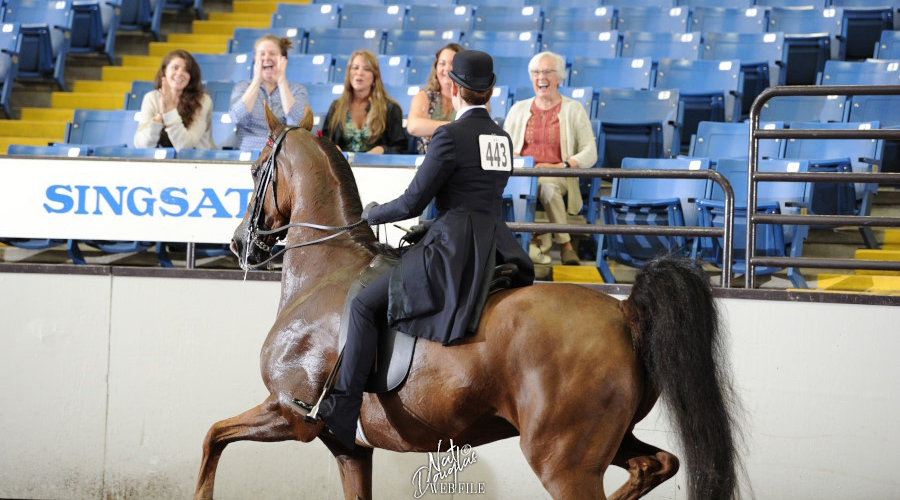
[366,107,535,345]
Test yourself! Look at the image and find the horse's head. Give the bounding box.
[232,103,317,269]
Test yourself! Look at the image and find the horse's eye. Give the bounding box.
[251,168,260,179]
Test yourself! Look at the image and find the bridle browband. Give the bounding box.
[240,126,365,271]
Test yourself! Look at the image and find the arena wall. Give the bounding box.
[1,270,898,499]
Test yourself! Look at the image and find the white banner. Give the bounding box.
[0,158,417,245]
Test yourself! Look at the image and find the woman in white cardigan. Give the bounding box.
[134,50,215,151]
[503,51,597,265]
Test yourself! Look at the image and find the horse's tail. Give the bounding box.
[623,254,740,500]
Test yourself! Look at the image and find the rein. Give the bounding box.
[240,126,365,271]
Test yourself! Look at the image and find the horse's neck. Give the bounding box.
[276,239,373,313]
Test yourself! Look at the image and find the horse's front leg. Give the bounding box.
[321,435,374,500]
[194,394,303,500]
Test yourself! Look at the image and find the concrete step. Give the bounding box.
[0,120,67,138]
[101,66,157,82]
[73,80,133,93]
[232,1,279,14]
[0,136,57,152]
[149,41,228,57]
[208,12,271,23]
[19,108,76,122]
[167,33,232,45]
[855,249,900,276]
[816,273,900,293]
[51,92,123,110]
[192,19,269,35]
[121,55,163,68]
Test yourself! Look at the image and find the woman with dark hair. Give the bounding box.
[322,49,406,154]
[134,49,214,150]
[406,42,462,154]
[229,35,310,151]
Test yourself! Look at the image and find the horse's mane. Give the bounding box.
[314,135,398,258]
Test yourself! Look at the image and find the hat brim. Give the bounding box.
[448,70,496,92]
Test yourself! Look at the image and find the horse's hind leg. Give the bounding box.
[194,394,299,500]
[608,432,680,500]
[321,436,374,500]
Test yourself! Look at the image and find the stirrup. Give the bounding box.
[293,347,345,424]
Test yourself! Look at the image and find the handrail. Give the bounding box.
[509,167,736,288]
[747,85,900,289]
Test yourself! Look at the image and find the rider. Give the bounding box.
[314,50,535,450]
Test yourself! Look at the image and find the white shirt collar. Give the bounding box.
[454,104,488,121]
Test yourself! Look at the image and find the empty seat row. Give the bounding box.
[302,0,897,8]
[6,143,259,160]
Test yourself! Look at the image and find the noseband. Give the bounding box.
[240,127,365,270]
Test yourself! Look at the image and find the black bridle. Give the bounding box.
[239,126,365,271]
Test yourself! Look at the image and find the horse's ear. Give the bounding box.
[298,105,314,131]
[263,102,281,134]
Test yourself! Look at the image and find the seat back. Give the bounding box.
[6,0,72,57]
[703,31,785,118]
[570,56,652,89]
[307,28,383,55]
[679,0,751,6]
[305,83,345,115]
[66,109,141,146]
[340,4,406,30]
[768,6,843,56]
[541,30,619,59]
[7,144,91,156]
[0,22,22,117]
[473,6,542,32]
[617,6,692,33]
[271,3,340,30]
[820,59,900,86]
[229,27,304,54]
[621,31,702,61]
[832,1,894,60]
[92,146,175,159]
[655,58,742,138]
[178,149,259,161]
[491,55,532,90]
[407,54,432,85]
[383,83,420,117]
[384,29,461,56]
[487,85,510,119]
[595,87,681,164]
[502,156,536,250]
[690,120,785,164]
[463,30,540,58]
[847,94,900,128]
[334,54,407,86]
[403,5,473,31]
[875,29,900,58]
[124,79,153,111]
[757,0,827,6]
[692,6,767,33]
[759,94,846,123]
[193,53,251,83]
[541,6,616,32]
[350,152,422,165]
[283,53,332,84]
[203,80,233,112]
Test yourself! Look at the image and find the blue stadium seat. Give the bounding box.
[407,54,432,84]
[678,0,751,7]
[229,27,304,54]
[65,109,141,146]
[759,95,846,122]
[403,0,456,5]
[691,6,768,34]
[313,0,379,4]
[875,29,900,58]
[491,55,532,90]
[192,53,251,83]
[0,22,22,118]
[123,79,153,110]
[204,80,233,112]
[283,53,332,84]
[604,0,674,6]
[117,0,161,40]
[502,156,536,251]
[756,0,827,6]
[695,157,811,288]
[350,152,423,165]
[768,6,843,84]
[831,0,894,60]
[178,149,260,161]
[333,54,407,86]
[271,3,340,30]
[541,6,616,32]
[210,111,235,149]
[620,31,702,61]
[569,56,652,90]
[383,83,420,116]
[463,30,540,58]
[91,146,175,158]
[384,29,462,56]
[69,0,119,63]
[5,0,73,90]
[403,5,473,31]
[617,6,692,34]
[819,59,900,86]
[464,0,527,6]
[305,83,345,115]
[655,58,743,152]
[473,6,542,32]
[687,120,785,166]
[488,85,510,119]
[594,88,681,169]
[307,28,383,55]
[340,4,406,30]
[7,144,91,155]
[540,0,599,6]
[782,121,883,224]
[541,30,619,59]
[702,32,785,120]
[848,93,900,177]
[596,157,710,284]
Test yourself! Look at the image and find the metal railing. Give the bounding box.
[508,167,737,288]
[747,85,900,289]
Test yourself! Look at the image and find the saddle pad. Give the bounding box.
[339,254,417,393]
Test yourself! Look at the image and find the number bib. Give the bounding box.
[478,135,511,171]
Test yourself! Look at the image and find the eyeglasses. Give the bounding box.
[529,69,557,76]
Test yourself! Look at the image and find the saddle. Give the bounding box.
[338,254,520,393]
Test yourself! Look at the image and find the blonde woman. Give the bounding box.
[322,50,407,154]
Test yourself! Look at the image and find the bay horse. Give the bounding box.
[194,105,740,500]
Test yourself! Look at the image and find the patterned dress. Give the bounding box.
[415,90,456,154]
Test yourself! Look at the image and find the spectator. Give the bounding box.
[503,51,597,266]
[134,49,214,151]
[406,43,462,154]
[322,50,407,154]
[229,35,310,151]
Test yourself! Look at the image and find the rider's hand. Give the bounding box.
[361,201,379,222]
[400,224,428,246]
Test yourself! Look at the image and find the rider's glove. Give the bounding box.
[361,201,379,223]
[400,224,428,246]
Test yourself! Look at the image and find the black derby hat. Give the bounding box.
[448,50,496,92]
